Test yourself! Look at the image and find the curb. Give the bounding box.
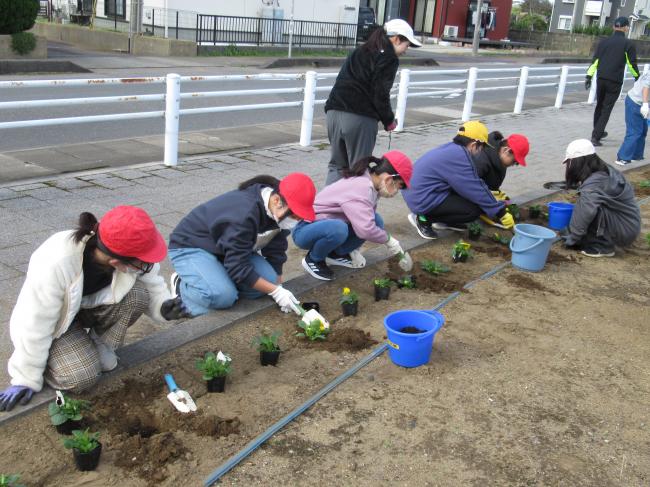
[263,56,439,69]
[0,59,91,74]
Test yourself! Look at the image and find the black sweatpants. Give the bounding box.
[592,78,623,141]
[424,192,482,225]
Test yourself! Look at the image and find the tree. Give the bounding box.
[520,0,553,21]
[0,0,39,35]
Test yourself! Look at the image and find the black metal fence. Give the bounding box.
[196,14,358,48]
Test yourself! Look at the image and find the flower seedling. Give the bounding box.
[296,319,329,341]
[63,429,100,454]
[339,287,359,305]
[397,276,416,289]
[252,331,281,352]
[0,475,24,487]
[492,232,511,245]
[421,260,450,276]
[639,179,650,188]
[506,203,520,220]
[373,277,391,288]
[196,351,232,380]
[528,205,542,219]
[467,222,482,240]
[49,392,90,426]
[451,240,472,263]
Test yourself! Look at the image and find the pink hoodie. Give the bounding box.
[313,172,388,244]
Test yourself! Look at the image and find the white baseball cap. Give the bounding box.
[564,138,595,162]
[384,19,422,47]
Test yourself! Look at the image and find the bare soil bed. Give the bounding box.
[1,171,649,486]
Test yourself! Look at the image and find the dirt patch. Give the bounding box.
[507,273,549,292]
[319,328,377,352]
[546,249,580,264]
[634,183,650,197]
[114,432,186,483]
[472,244,511,258]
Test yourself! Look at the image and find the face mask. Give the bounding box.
[278,217,299,230]
[124,267,144,276]
[378,181,397,198]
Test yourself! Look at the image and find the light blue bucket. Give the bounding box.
[509,223,557,272]
[383,310,445,368]
[548,202,574,230]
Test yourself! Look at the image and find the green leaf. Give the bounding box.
[48,402,59,416]
[50,413,68,426]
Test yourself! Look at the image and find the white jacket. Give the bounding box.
[8,231,171,391]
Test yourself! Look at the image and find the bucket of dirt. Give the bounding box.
[510,223,557,272]
[383,310,445,368]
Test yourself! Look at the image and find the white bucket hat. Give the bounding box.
[563,139,595,162]
[384,19,422,47]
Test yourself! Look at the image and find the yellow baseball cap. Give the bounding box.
[457,120,489,145]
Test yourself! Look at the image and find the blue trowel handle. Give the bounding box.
[164,373,178,392]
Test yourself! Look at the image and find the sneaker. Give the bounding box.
[615,159,632,166]
[326,250,365,268]
[591,138,602,147]
[89,330,118,372]
[581,249,615,258]
[170,272,180,298]
[302,253,333,280]
[408,213,438,240]
[432,222,468,232]
[601,131,608,139]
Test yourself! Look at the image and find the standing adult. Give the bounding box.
[586,16,639,147]
[324,18,421,185]
[615,70,650,166]
[0,206,174,411]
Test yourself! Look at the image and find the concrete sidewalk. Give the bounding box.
[0,99,643,422]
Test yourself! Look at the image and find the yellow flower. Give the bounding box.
[342,287,350,295]
[319,323,325,331]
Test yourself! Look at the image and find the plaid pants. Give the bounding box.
[44,283,149,391]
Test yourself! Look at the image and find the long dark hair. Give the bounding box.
[72,212,98,249]
[490,131,507,149]
[238,175,287,205]
[565,153,608,189]
[343,155,403,185]
[360,25,389,53]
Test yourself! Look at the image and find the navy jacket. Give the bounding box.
[472,131,507,191]
[402,142,505,218]
[169,184,288,287]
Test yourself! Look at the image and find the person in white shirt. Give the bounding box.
[615,71,650,166]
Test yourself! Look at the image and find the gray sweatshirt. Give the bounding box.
[565,165,641,247]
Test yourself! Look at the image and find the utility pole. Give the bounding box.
[287,0,295,58]
[472,0,483,56]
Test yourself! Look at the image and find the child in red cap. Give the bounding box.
[168,173,316,317]
[293,150,414,281]
[0,206,173,412]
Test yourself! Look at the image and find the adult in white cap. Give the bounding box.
[561,139,640,257]
[324,18,421,185]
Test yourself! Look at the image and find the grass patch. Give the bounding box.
[201,44,350,57]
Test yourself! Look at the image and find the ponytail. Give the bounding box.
[72,212,98,245]
[360,25,389,53]
[238,175,281,191]
[343,155,399,181]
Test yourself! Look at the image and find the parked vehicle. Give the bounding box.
[357,7,376,42]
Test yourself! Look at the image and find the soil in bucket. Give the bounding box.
[384,310,445,368]
[400,326,425,334]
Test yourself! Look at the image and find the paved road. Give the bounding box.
[0,61,602,153]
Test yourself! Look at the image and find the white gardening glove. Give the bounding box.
[349,249,366,268]
[385,235,413,271]
[268,285,301,315]
[641,102,650,119]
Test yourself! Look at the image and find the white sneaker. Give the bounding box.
[432,222,468,232]
[89,330,118,372]
[615,159,631,166]
[170,272,180,298]
[325,250,366,268]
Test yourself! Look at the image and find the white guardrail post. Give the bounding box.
[395,68,410,131]
[514,66,529,114]
[300,70,318,147]
[461,67,478,122]
[164,73,181,167]
[588,74,597,104]
[554,65,570,109]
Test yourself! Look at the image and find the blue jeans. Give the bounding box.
[168,248,278,317]
[292,214,384,262]
[618,96,648,161]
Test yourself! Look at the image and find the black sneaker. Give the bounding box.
[581,248,615,258]
[170,272,181,298]
[601,131,608,139]
[302,253,333,280]
[408,213,438,240]
[591,138,602,147]
[432,222,468,232]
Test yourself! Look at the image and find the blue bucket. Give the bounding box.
[383,310,445,367]
[547,202,574,230]
[509,223,557,272]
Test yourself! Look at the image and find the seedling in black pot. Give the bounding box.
[252,331,281,366]
[451,240,471,263]
[196,351,232,393]
[421,260,450,276]
[467,222,482,241]
[373,278,391,301]
[492,232,511,246]
[63,429,101,472]
[339,287,359,316]
[396,276,416,289]
[49,392,91,435]
[528,205,542,220]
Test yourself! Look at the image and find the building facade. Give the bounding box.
[549,0,650,38]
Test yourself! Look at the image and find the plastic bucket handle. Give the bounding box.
[509,236,547,254]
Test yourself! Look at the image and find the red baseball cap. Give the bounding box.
[98,206,167,263]
[506,134,529,167]
[383,150,413,187]
[279,173,316,222]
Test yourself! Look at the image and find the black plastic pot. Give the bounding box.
[260,350,281,366]
[467,231,481,241]
[452,254,469,263]
[341,302,358,316]
[55,419,84,435]
[302,302,320,312]
[206,376,226,393]
[73,443,102,472]
[528,208,541,219]
[374,285,390,301]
